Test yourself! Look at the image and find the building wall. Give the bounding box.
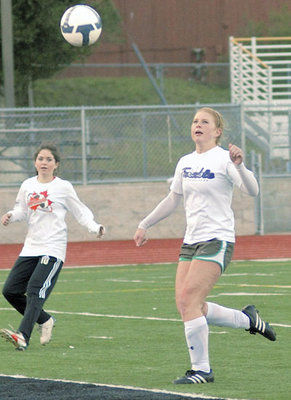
[0,181,256,245]
[88,0,289,64]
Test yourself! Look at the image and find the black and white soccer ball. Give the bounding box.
[60,4,102,47]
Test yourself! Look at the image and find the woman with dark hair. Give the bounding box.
[1,143,105,350]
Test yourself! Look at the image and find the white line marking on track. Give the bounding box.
[0,373,249,400]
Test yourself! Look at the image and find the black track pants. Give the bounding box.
[2,255,63,343]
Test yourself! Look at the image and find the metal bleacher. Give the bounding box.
[229,36,291,166]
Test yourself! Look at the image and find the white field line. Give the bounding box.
[223,273,274,276]
[0,307,290,328]
[2,278,288,289]
[0,373,248,400]
[208,292,284,297]
[87,336,113,339]
[63,258,291,267]
[0,259,290,273]
[217,283,291,288]
[0,307,179,322]
[104,279,156,283]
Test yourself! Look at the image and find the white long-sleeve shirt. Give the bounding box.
[139,146,259,244]
[9,176,101,261]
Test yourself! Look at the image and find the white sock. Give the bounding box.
[184,316,210,373]
[206,302,250,329]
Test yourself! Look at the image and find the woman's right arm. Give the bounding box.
[3,185,28,224]
[134,190,182,246]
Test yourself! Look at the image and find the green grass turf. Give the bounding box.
[0,260,290,399]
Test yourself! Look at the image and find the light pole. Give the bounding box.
[1,0,15,107]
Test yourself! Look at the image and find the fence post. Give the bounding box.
[229,37,234,103]
[240,104,246,155]
[252,151,264,235]
[81,107,87,185]
[288,112,291,172]
[142,113,148,179]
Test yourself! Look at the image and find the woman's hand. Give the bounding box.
[1,213,12,226]
[88,221,105,238]
[229,143,243,165]
[134,228,148,247]
[97,225,106,239]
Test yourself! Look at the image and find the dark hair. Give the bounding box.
[34,143,60,176]
[34,143,61,163]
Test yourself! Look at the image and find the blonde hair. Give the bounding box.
[196,107,224,144]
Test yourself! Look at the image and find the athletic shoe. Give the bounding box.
[0,328,27,351]
[38,316,55,345]
[242,304,276,341]
[173,369,214,384]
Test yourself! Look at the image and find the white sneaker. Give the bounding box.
[38,317,55,345]
[0,328,27,351]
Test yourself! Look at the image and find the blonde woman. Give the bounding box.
[134,107,276,384]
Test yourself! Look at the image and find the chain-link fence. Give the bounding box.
[0,103,291,233]
[56,63,230,88]
[0,104,242,186]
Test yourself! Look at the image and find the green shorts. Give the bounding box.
[179,238,234,273]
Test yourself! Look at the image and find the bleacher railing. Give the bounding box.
[230,36,291,104]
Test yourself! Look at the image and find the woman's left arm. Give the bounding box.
[65,182,105,238]
[228,144,259,197]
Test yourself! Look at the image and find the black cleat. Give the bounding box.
[173,369,214,384]
[242,304,276,341]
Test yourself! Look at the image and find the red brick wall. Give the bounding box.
[88,0,289,64]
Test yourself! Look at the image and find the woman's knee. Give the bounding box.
[176,285,203,315]
[2,281,24,300]
[2,278,12,297]
[2,284,14,301]
[2,285,8,299]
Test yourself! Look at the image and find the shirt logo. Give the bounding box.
[182,167,215,179]
[27,191,53,212]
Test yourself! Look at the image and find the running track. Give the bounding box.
[1,235,291,269]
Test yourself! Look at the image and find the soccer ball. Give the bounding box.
[60,4,102,47]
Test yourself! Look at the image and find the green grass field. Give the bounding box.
[0,260,290,400]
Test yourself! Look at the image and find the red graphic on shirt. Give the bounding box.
[28,191,53,212]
